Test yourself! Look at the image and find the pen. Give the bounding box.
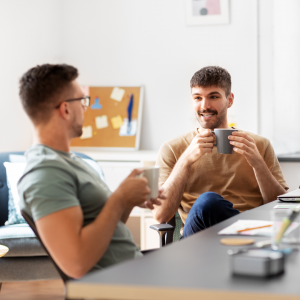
[127,94,133,134]
[237,225,272,233]
[275,209,300,244]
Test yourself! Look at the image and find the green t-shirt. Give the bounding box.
[18,144,142,271]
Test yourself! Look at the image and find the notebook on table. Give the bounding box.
[278,189,300,202]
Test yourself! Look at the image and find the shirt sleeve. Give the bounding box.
[263,141,289,191]
[19,164,80,221]
[156,142,178,187]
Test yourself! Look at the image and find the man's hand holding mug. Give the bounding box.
[180,129,214,166]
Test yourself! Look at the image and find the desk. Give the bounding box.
[67,201,300,300]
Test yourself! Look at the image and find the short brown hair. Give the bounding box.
[19,64,78,123]
[190,66,231,96]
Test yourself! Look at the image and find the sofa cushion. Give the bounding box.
[3,154,106,226]
[0,256,60,281]
[0,224,47,257]
[4,162,27,225]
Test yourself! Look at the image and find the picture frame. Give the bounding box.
[185,0,229,26]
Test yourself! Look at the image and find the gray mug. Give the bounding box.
[211,128,238,154]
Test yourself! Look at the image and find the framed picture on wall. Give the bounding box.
[185,0,229,25]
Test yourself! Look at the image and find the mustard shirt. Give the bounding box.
[156,129,289,224]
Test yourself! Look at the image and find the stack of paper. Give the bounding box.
[218,220,273,236]
[218,220,299,237]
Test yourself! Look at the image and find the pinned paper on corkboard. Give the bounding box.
[110,87,125,102]
[111,115,123,129]
[70,86,143,150]
[119,119,137,136]
[80,126,93,139]
[95,115,108,129]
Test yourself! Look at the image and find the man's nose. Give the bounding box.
[200,97,211,110]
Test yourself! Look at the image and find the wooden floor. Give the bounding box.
[1,280,65,300]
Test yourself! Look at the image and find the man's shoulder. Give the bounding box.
[159,129,197,157]
[25,144,72,171]
[20,145,76,187]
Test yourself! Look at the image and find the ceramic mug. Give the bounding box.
[211,128,238,154]
[138,166,160,199]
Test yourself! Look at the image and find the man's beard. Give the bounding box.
[196,105,227,129]
[71,115,83,138]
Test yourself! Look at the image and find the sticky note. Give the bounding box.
[111,115,123,129]
[81,86,90,96]
[119,118,137,136]
[95,115,108,129]
[80,126,93,139]
[110,87,125,102]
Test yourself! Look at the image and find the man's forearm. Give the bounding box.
[253,162,286,204]
[121,206,133,224]
[153,158,191,223]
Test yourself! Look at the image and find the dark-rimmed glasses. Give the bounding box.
[55,96,90,109]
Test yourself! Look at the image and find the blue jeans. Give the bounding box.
[182,192,240,238]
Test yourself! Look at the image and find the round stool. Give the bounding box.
[0,245,9,258]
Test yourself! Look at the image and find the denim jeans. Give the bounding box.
[182,192,240,238]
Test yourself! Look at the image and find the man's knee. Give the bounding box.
[192,192,224,214]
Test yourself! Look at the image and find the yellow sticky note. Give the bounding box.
[111,115,123,129]
[80,126,93,139]
[95,115,109,129]
[110,87,125,102]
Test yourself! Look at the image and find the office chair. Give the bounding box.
[21,209,160,300]
[150,211,182,247]
[21,210,71,296]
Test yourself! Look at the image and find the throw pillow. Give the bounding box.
[4,162,27,225]
[4,155,106,225]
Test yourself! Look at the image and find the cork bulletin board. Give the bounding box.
[70,86,143,150]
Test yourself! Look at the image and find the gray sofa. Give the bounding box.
[0,151,95,285]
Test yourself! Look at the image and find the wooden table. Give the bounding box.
[0,245,8,258]
[67,201,300,300]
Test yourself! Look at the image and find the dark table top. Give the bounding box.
[67,201,300,300]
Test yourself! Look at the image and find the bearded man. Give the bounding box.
[18,64,164,278]
[153,66,288,238]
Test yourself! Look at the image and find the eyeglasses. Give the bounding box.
[55,96,90,109]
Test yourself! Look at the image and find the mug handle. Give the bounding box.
[211,131,217,146]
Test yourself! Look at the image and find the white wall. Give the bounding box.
[0,0,62,152]
[258,0,274,143]
[61,0,259,150]
[0,0,280,152]
[273,0,300,154]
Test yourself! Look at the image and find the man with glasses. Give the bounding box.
[55,95,90,109]
[17,64,163,279]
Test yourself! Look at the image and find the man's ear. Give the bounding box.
[227,93,234,108]
[58,102,71,120]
